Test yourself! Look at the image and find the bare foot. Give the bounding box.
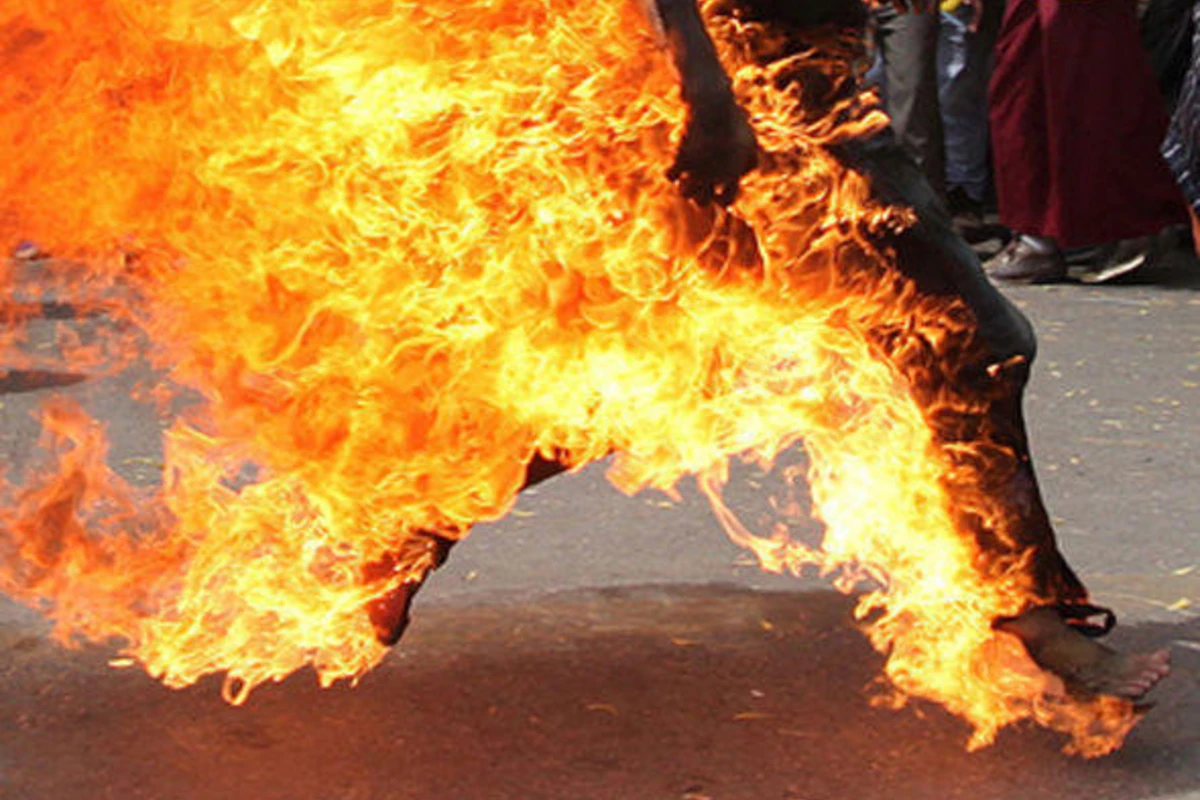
[995,607,1171,700]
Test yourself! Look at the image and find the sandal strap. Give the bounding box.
[1056,602,1117,638]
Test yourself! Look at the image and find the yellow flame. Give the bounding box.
[0,0,1134,751]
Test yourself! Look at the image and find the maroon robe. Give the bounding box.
[989,0,1188,249]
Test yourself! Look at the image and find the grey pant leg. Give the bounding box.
[873,5,946,200]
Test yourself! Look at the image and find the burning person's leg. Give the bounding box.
[844,133,1170,699]
[364,453,571,645]
[364,531,454,646]
[690,0,1170,701]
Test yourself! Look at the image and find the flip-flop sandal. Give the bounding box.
[992,602,1117,638]
[1055,602,1117,638]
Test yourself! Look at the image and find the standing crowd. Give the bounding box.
[869,0,1200,284]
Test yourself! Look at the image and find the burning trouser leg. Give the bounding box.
[837,132,1169,698]
[838,132,1087,604]
[364,453,569,645]
[716,2,1079,602]
[704,0,1166,699]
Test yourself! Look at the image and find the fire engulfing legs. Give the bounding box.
[0,0,1146,754]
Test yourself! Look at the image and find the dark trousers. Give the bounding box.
[872,4,946,200]
[837,131,1083,602]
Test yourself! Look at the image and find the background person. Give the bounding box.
[1161,0,1200,254]
[985,0,1188,284]
[871,0,947,200]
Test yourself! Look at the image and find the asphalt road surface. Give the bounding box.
[1,257,1198,800]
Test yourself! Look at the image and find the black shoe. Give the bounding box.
[984,234,1067,284]
[947,186,984,228]
[1078,235,1157,284]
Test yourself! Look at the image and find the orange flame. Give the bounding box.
[0,0,1135,753]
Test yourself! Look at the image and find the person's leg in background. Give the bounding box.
[873,3,947,201]
[938,0,1004,225]
[1160,1,1200,257]
[983,0,1068,282]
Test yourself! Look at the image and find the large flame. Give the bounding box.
[1,0,1135,754]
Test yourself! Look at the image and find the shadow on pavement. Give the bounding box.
[1,585,1197,800]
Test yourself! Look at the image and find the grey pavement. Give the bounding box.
[1,257,1199,800]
